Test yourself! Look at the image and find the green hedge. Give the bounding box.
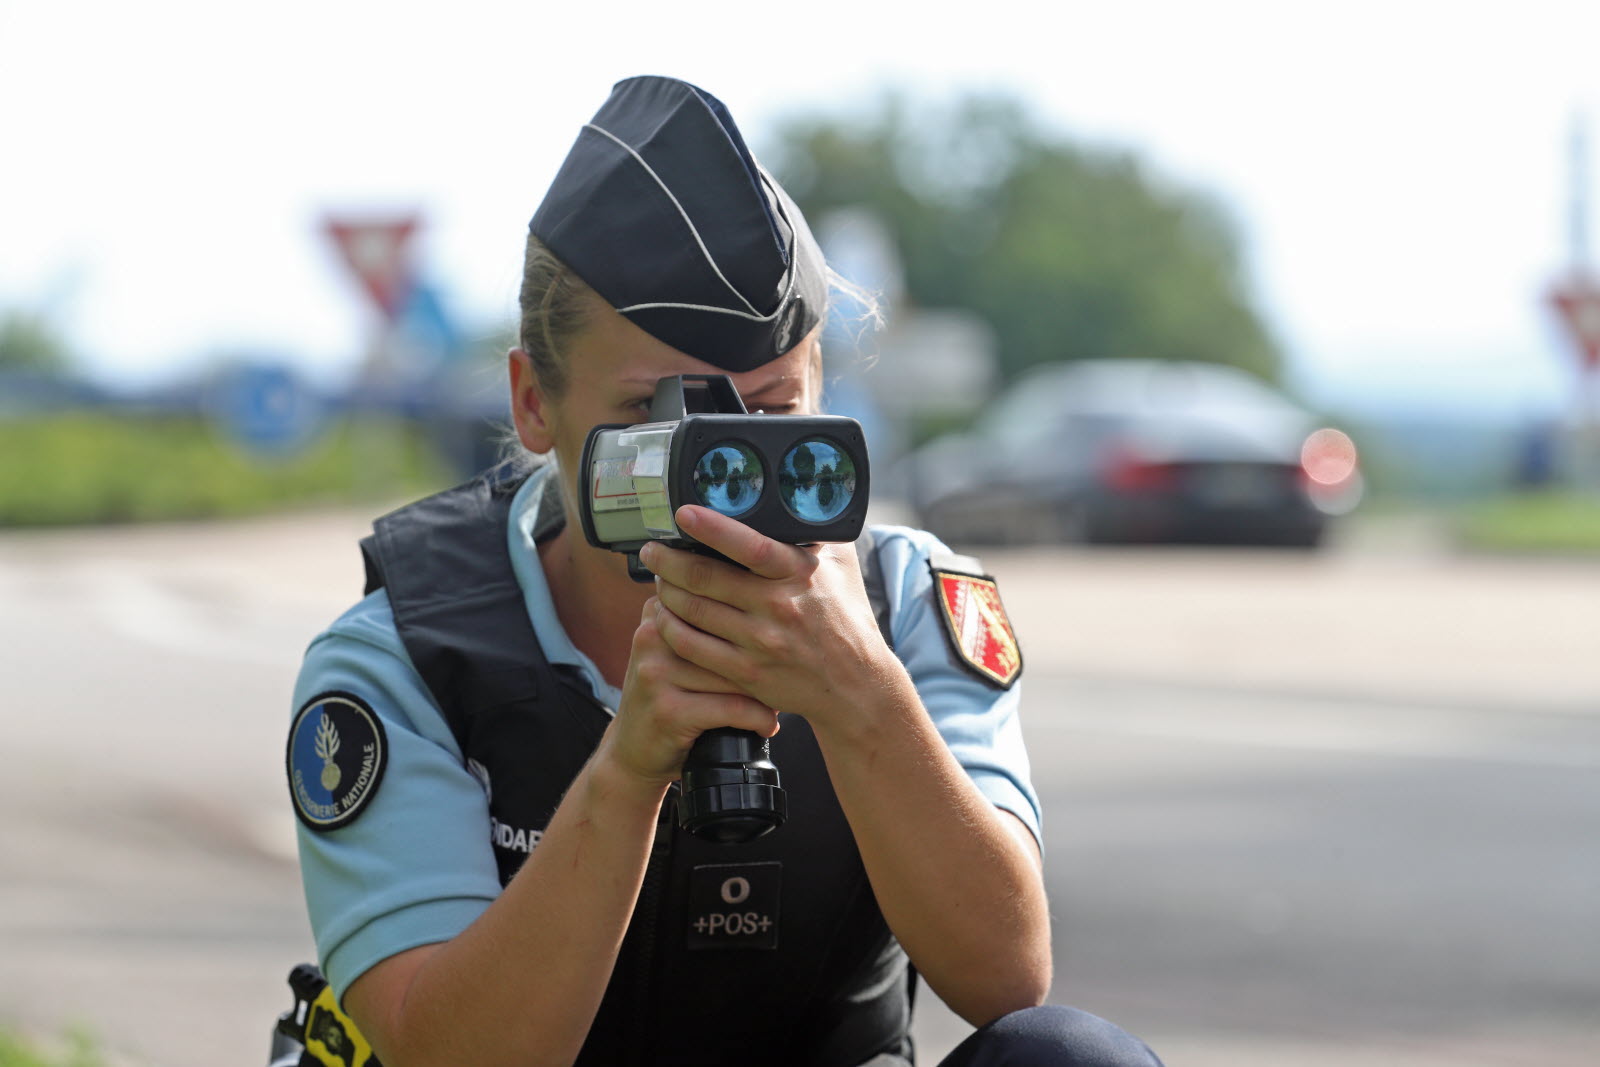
[0,415,458,526]
[1456,489,1600,554]
[0,1028,102,1067]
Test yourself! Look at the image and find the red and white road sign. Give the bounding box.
[323,216,419,320]
[1547,275,1600,368]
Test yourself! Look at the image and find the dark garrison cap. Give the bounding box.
[529,76,827,372]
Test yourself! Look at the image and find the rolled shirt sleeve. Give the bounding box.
[870,525,1043,848]
[290,591,502,1000]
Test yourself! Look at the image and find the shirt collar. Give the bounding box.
[507,465,623,714]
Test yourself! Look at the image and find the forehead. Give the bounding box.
[570,298,817,395]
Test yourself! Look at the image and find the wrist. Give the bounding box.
[589,734,676,810]
[810,656,921,750]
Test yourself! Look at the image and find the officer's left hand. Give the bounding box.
[639,505,908,733]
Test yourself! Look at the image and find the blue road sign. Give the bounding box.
[207,361,327,458]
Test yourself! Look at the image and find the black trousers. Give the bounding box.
[934,1006,1165,1067]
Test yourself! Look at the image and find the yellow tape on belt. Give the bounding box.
[302,984,378,1067]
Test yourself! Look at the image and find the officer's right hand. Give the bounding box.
[601,595,779,789]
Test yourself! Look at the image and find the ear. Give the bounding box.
[508,348,557,454]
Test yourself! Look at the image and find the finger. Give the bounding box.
[640,537,739,598]
[639,539,748,606]
[630,642,780,737]
[632,603,745,694]
[673,505,812,582]
[652,595,756,690]
[660,654,748,696]
[692,693,781,739]
[653,575,748,643]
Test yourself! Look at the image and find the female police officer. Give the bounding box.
[287,76,1163,1066]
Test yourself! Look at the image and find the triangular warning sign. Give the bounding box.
[324,216,418,320]
[1547,274,1600,368]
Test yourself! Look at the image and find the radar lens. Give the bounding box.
[779,438,857,523]
[691,442,764,518]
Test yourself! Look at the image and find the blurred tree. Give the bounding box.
[0,309,74,373]
[768,92,1283,384]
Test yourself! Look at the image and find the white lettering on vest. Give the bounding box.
[491,816,544,854]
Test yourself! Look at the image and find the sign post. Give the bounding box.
[1547,276,1600,489]
[1544,115,1600,489]
[323,214,423,498]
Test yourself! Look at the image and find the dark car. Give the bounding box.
[905,359,1360,548]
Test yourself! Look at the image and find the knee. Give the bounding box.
[952,1004,1164,1067]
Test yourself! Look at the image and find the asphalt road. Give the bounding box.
[0,509,1594,1065]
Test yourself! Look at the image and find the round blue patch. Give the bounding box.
[287,691,387,832]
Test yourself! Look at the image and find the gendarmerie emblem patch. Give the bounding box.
[930,559,1022,689]
[288,691,388,832]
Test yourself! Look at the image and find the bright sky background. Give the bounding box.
[5,0,1600,418]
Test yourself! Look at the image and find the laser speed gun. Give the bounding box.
[577,374,870,844]
[577,374,870,581]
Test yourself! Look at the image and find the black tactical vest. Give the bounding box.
[359,469,914,1067]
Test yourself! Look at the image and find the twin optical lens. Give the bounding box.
[691,442,764,517]
[691,437,859,524]
[779,438,856,523]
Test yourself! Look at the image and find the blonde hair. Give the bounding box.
[516,233,595,398]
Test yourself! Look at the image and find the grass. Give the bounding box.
[1455,488,1600,555]
[0,414,460,527]
[0,1028,104,1067]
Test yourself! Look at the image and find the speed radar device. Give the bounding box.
[577,374,870,579]
[577,373,870,844]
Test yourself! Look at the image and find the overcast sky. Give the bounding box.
[5,0,1600,417]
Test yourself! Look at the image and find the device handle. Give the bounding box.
[678,727,786,844]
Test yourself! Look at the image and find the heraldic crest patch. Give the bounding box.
[929,556,1022,689]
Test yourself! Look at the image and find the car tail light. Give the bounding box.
[1300,428,1363,514]
[1301,427,1358,486]
[1103,446,1178,492]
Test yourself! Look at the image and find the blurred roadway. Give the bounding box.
[0,507,1594,1065]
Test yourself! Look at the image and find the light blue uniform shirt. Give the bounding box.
[292,470,1041,1000]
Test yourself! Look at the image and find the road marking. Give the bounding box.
[1031,681,1600,770]
[87,568,304,668]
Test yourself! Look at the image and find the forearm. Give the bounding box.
[348,743,668,1067]
[810,671,1052,1027]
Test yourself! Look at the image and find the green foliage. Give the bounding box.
[0,415,456,526]
[1456,489,1600,554]
[770,91,1283,384]
[0,310,74,373]
[0,1027,103,1067]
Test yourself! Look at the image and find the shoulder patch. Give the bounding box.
[929,563,1023,689]
[287,691,388,832]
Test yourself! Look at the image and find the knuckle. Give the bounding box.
[745,537,777,572]
[681,592,711,629]
[771,596,804,628]
[635,654,670,686]
[686,555,717,591]
[750,624,787,660]
[722,656,760,691]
